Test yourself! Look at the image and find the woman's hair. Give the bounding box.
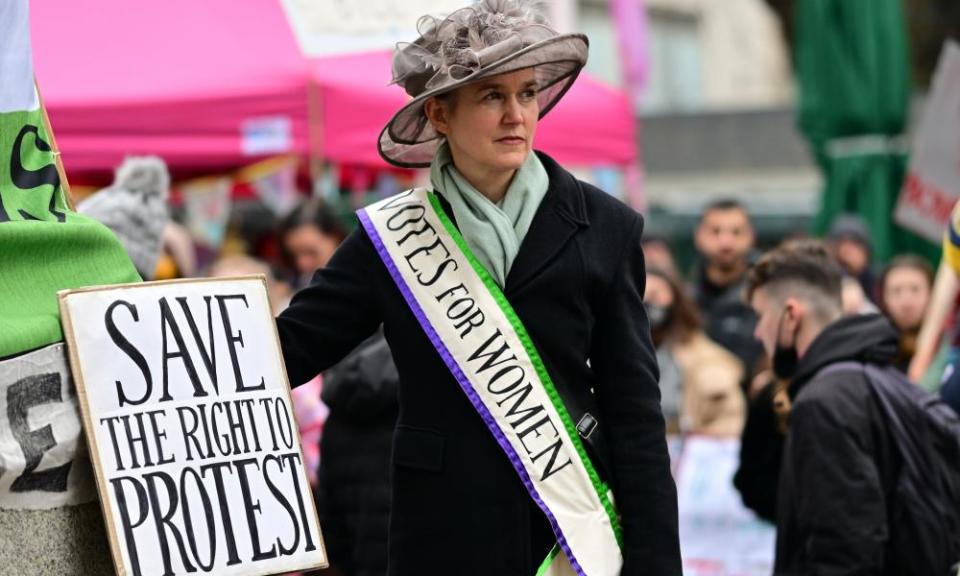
[646,266,701,344]
[280,197,347,244]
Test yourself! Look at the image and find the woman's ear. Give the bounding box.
[424,97,449,136]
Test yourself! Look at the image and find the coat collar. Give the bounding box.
[504,151,589,294]
[431,150,590,295]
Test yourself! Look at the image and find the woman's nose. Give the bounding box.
[503,97,523,123]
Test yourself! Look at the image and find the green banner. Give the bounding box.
[0,108,70,223]
[0,107,140,358]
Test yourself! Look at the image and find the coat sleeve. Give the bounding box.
[590,213,682,575]
[785,392,888,574]
[276,228,385,387]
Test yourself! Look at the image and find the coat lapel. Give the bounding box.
[505,153,589,295]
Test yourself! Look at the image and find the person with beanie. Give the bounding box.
[78,156,171,280]
[827,214,877,304]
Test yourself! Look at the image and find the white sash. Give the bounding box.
[358,188,622,575]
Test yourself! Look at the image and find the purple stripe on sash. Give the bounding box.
[357,207,586,576]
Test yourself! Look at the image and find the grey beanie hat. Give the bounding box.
[78,156,171,279]
[379,0,589,168]
[828,214,873,253]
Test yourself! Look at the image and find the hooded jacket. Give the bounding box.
[775,314,901,575]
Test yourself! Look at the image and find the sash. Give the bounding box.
[358,188,623,576]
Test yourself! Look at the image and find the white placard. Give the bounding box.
[241,116,293,156]
[894,41,960,242]
[59,277,326,576]
[676,437,776,576]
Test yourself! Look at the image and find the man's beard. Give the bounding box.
[711,254,744,273]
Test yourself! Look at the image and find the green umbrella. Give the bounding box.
[796,0,938,262]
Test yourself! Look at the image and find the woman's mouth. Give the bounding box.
[496,136,526,145]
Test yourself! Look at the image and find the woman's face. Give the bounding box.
[644,274,675,308]
[882,267,931,332]
[428,68,540,176]
[284,224,340,276]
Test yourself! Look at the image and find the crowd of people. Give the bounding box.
[84,153,960,574]
[68,1,960,575]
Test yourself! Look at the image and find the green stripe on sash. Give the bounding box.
[536,545,563,576]
[427,192,623,548]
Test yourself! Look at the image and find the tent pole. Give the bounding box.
[307,77,325,196]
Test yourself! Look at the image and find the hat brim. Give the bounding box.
[378,33,588,169]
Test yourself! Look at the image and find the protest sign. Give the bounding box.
[180,176,232,250]
[894,41,960,242]
[676,437,776,576]
[59,276,326,576]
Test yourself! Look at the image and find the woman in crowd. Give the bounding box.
[281,197,347,288]
[279,198,398,575]
[645,267,745,436]
[878,255,933,372]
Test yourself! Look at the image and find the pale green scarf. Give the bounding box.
[429,142,549,287]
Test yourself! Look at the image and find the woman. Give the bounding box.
[644,268,745,436]
[280,201,398,575]
[281,197,347,288]
[277,2,679,574]
[877,255,933,372]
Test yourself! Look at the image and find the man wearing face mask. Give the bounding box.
[746,240,904,575]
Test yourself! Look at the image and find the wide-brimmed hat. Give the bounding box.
[378,0,588,168]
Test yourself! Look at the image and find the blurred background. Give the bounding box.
[21,3,960,574]
[29,0,960,275]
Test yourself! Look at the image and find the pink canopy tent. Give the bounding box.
[31,0,311,181]
[312,50,638,167]
[30,0,636,182]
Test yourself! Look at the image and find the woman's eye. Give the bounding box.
[521,89,538,100]
[484,92,502,101]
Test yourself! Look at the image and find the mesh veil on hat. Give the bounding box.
[379,0,589,168]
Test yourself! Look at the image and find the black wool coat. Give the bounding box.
[318,331,398,576]
[277,151,681,575]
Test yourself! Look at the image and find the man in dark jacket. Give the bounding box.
[691,199,764,379]
[746,240,901,575]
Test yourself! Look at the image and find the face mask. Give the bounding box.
[772,308,799,380]
[645,302,672,331]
